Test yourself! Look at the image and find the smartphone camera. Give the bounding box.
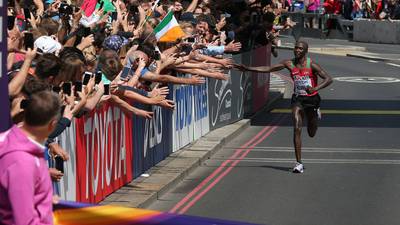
[23,8,31,20]
[83,72,92,85]
[186,37,195,43]
[24,33,34,50]
[83,27,91,37]
[95,71,102,84]
[74,81,83,97]
[62,82,72,96]
[111,11,118,21]
[129,5,139,14]
[59,3,73,16]
[52,86,61,94]
[7,16,15,30]
[54,155,64,173]
[104,84,110,95]
[153,51,161,60]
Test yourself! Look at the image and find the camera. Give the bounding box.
[59,3,73,15]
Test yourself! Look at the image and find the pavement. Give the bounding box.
[277,35,400,62]
[101,91,284,208]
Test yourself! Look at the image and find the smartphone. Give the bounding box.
[186,37,195,43]
[24,33,34,50]
[62,82,72,96]
[74,81,83,97]
[83,27,91,37]
[8,0,15,8]
[52,86,61,93]
[7,16,15,30]
[153,52,161,60]
[83,72,92,85]
[99,0,104,9]
[54,155,64,173]
[104,84,110,95]
[129,5,138,14]
[220,13,231,20]
[20,99,29,109]
[95,71,102,84]
[23,8,31,20]
[111,11,118,21]
[120,66,131,81]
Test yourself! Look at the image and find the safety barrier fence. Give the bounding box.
[281,12,353,40]
[1,45,271,203]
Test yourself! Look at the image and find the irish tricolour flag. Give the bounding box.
[154,11,185,42]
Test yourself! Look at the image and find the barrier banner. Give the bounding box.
[55,121,78,201]
[132,93,173,178]
[208,55,245,130]
[241,51,254,117]
[251,46,271,113]
[172,75,209,152]
[74,103,133,203]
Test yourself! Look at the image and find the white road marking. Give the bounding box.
[368,60,378,63]
[386,63,400,68]
[211,157,400,165]
[222,146,400,154]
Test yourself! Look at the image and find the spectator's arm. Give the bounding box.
[189,52,234,67]
[46,117,71,145]
[141,71,205,85]
[185,0,200,12]
[162,45,180,55]
[8,49,36,98]
[114,86,164,105]
[33,0,44,16]
[83,84,105,111]
[175,68,228,80]
[7,52,15,71]
[76,34,94,51]
[202,45,225,56]
[110,95,153,119]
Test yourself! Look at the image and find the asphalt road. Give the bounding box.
[147,49,400,225]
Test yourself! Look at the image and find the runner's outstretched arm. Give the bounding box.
[235,61,287,73]
[307,62,333,94]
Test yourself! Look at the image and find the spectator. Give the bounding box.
[380,0,400,19]
[0,90,62,225]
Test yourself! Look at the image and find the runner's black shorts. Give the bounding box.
[291,94,321,110]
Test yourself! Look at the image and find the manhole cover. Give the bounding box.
[334,77,400,83]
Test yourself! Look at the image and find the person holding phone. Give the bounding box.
[235,41,333,173]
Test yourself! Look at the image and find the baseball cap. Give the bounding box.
[34,36,62,54]
[103,35,129,52]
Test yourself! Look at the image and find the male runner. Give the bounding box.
[237,41,333,173]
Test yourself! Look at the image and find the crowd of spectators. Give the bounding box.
[2,0,297,224]
[288,0,400,20]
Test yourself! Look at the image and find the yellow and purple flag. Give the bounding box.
[53,201,260,225]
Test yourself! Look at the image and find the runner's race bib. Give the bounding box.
[294,76,312,95]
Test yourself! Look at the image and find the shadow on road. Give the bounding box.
[250,98,400,128]
[260,165,292,172]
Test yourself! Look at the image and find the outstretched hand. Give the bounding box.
[232,63,248,71]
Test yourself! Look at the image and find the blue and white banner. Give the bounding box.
[172,74,209,152]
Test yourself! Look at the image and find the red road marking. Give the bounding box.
[170,114,286,214]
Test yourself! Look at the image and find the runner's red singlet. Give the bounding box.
[289,58,318,97]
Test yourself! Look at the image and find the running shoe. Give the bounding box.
[317,108,322,120]
[292,162,304,173]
